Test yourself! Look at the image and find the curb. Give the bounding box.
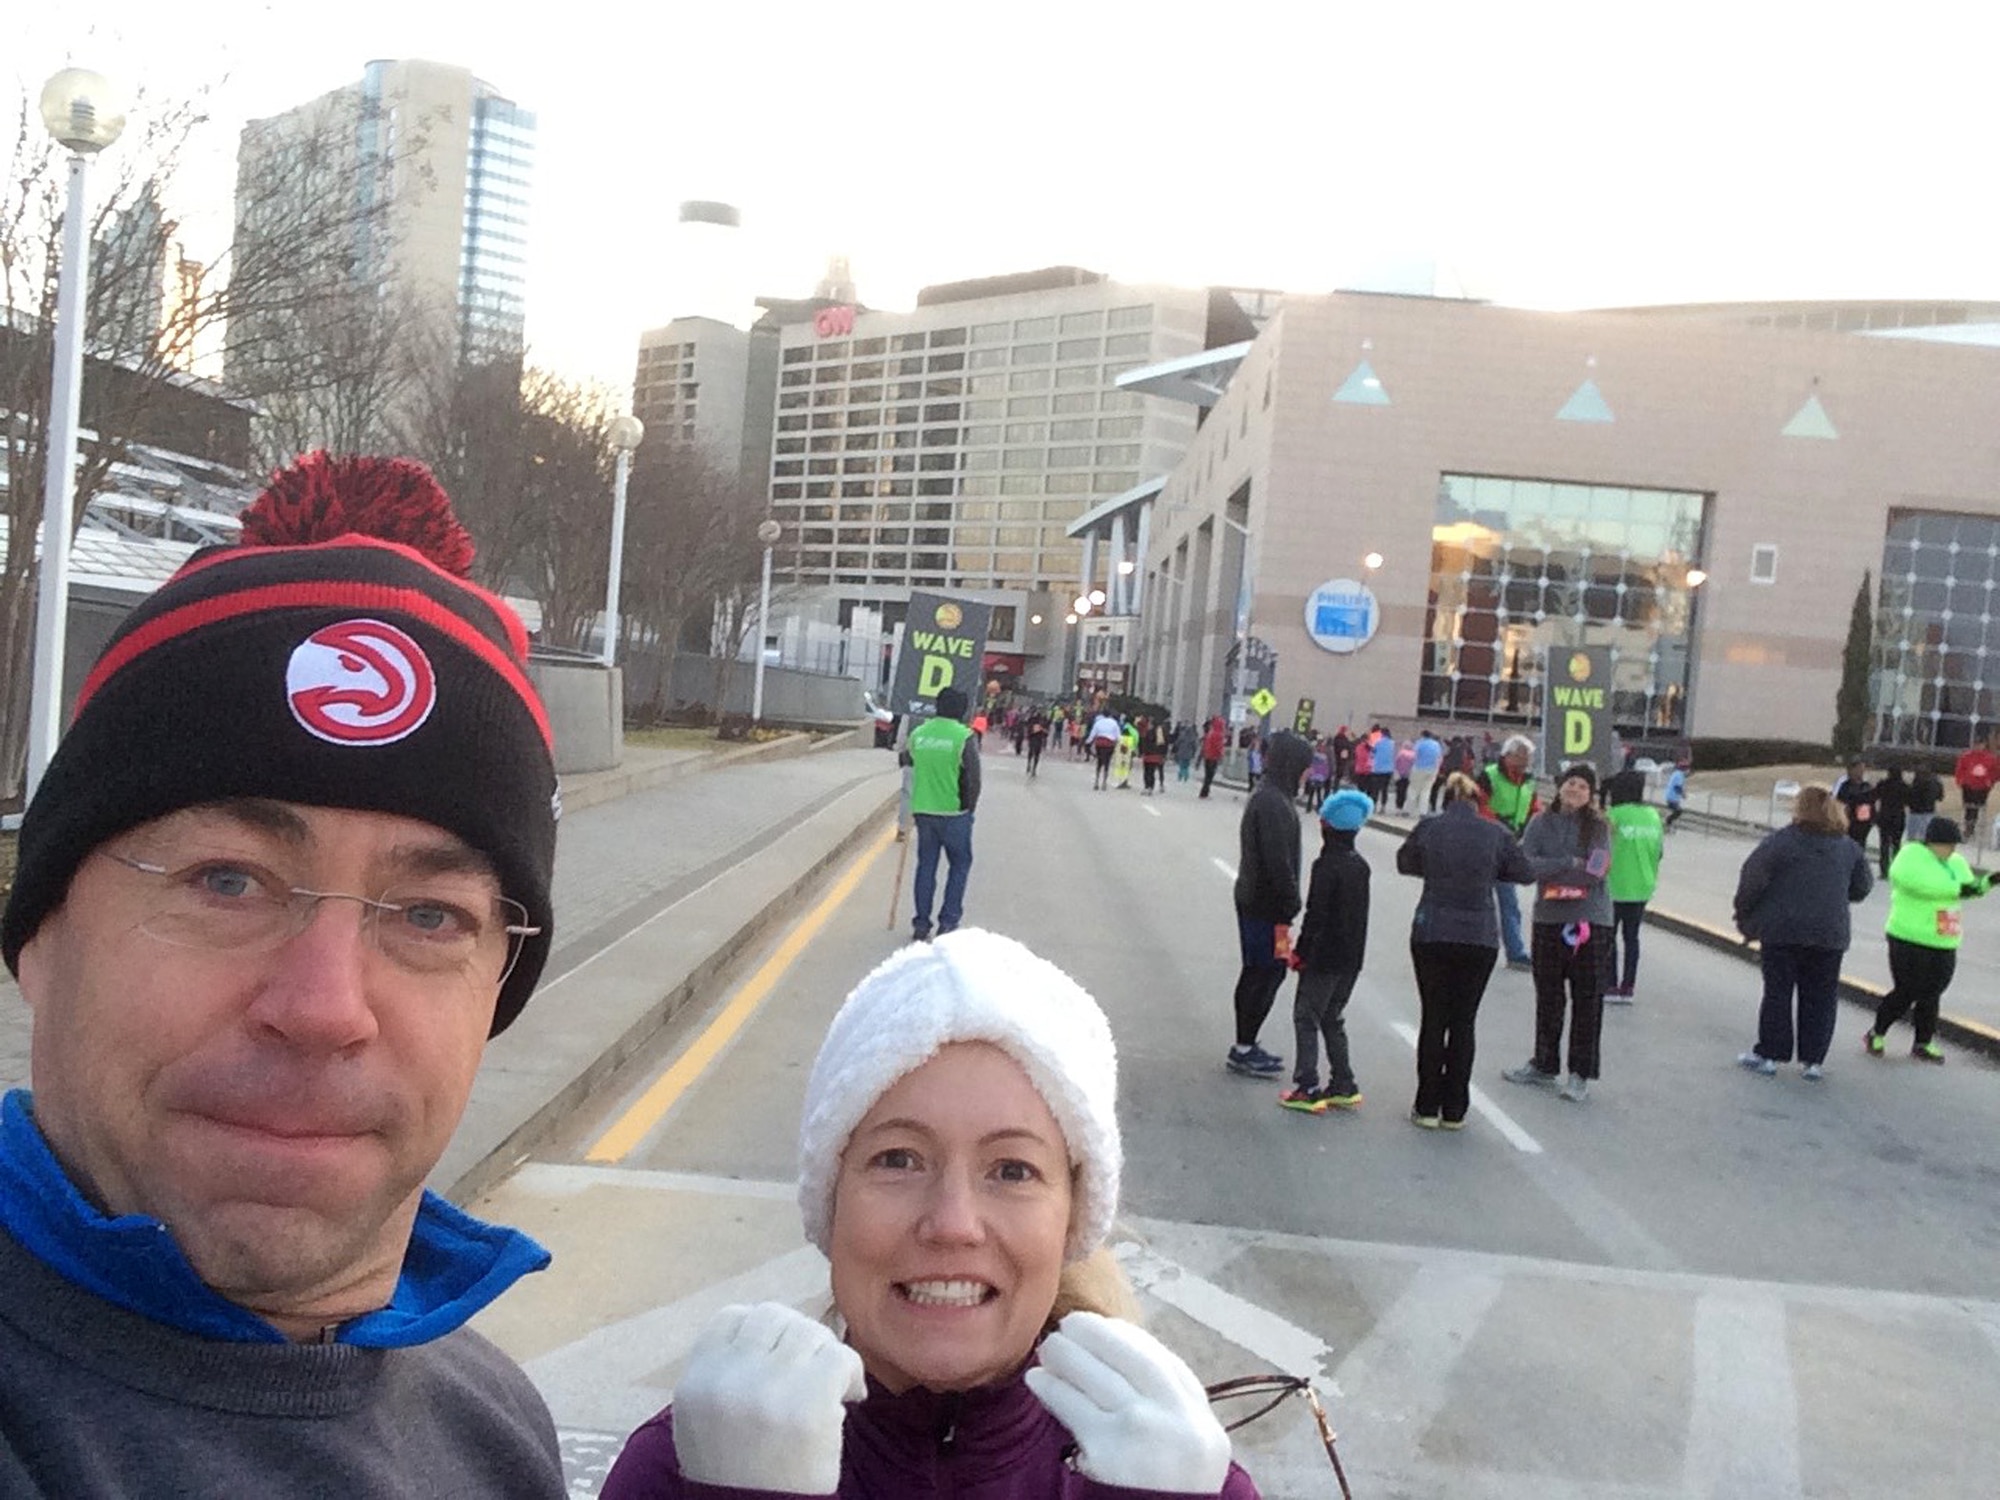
[1641,907,2000,1064]
[559,728,848,817]
[442,780,898,1206]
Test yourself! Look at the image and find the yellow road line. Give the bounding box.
[585,822,896,1163]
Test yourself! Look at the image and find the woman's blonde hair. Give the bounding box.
[1046,1245,1142,1327]
[1793,783,1847,835]
[1441,771,1482,806]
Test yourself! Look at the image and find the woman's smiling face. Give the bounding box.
[828,1042,1074,1393]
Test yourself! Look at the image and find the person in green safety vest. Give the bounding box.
[906,685,983,942]
[1479,735,1539,967]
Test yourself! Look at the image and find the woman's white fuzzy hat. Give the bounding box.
[797,928,1121,1263]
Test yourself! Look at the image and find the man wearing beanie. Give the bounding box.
[0,453,564,1495]
[1227,729,1312,1077]
[905,683,981,941]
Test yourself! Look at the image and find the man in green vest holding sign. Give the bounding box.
[907,685,982,941]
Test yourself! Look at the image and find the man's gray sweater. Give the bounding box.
[0,1226,564,1497]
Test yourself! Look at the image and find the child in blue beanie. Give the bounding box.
[1280,788,1374,1112]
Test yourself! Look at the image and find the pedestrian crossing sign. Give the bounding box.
[1249,687,1277,717]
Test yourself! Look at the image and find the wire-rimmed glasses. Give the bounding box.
[100,850,540,987]
[1206,1374,1353,1499]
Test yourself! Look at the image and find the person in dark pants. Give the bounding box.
[1604,775,1664,1001]
[1507,764,1613,1103]
[1872,767,1910,877]
[1198,715,1227,798]
[1833,760,1875,857]
[1279,789,1373,1113]
[1397,773,1538,1129]
[907,686,982,941]
[1024,708,1048,777]
[1227,731,1312,1078]
[1732,784,1873,1078]
[1866,817,1989,1063]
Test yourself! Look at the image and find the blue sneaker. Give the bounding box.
[1737,1051,1777,1076]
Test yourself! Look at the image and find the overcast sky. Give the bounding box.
[13,1,1999,388]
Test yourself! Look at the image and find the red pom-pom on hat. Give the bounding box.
[240,451,476,578]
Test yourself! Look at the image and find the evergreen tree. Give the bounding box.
[1833,571,1873,759]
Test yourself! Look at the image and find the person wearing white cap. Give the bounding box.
[600,930,1259,1500]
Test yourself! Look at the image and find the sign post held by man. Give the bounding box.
[890,592,994,718]
[1543,645,1616,776]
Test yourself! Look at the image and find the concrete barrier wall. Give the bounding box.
[526,657,622,774]
[622,647,862,726]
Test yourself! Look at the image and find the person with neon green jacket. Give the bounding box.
[1603,777,1664,1001]
[1865,817,1990,1062]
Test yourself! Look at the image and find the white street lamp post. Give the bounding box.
[751,517,782,722]
[25,70,126,804]
[600,414,645,667]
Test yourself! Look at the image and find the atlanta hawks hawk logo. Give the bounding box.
[286,619,437,745]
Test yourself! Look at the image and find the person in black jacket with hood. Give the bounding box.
[1279,789,1374,1111]
[1228,730,1313,1077]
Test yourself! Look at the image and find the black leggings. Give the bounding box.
[1200,757,1220,795]
[1874,936,1956,1047]
[1610,900,1646,990]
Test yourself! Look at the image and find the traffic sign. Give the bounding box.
[1249,687,1277,718]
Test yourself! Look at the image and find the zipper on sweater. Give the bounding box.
[935,1391,961,1455]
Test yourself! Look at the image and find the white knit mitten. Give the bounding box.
[672,1303,865,1495]
[1024,1311,1232,1495]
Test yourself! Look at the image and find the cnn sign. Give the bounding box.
[814,305,856,338]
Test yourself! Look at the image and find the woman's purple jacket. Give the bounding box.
[599,1366,1261,1500]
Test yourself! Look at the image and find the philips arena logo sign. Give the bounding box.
[1304,579,1380,654]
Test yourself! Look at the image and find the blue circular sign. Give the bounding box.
[1304,578,1379,654]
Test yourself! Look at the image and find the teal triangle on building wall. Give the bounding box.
[1556,379,1614,422]
[1782,393,1838,439]
[1333,360,1391,405]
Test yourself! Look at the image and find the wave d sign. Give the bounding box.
[1304,578,1379,654]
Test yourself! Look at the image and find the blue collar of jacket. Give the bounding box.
[0,1089,547,1347]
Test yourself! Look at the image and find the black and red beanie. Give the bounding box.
[0,452,559,1035]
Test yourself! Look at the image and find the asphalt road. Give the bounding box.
[471,746,2000,1499]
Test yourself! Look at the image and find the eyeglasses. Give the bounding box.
[1206,1374,1353,1500]
[100,851,540,988]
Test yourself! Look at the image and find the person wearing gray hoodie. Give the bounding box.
[1503,762,1614,1102]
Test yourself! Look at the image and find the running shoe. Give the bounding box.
[1277,1087,1327,1114]
[1737,1051,1777,1076]
[1502,1061,1559,1087]
[1315,1088,1364,1111]
[1226,1044,1285,1078]
[1863,1031,1886,1057]
[1913,1040,1946,1064]
[1409,1110,1442,1130]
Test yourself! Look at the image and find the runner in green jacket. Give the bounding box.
[1866,817,1990,1062]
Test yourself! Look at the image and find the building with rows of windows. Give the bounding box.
[758,269,1281,693]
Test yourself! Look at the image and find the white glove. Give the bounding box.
[1024,1311,1232,1495]
[671,1302,866,1495]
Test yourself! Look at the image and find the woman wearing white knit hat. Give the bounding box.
[602,929,1259,1500]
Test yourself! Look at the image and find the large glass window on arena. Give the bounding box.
[1420,474,1708,730]
[1873,510,2000,749]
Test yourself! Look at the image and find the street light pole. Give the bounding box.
[600,414,645,667]
[25,70,126,805]
[751,517,782,722]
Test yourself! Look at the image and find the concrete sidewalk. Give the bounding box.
[0,729,902,1199]
[1370,801,2000,1059]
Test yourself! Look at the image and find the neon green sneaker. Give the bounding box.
[1278,1087,1329,1114]
[1863,1031,1886,1057]
[1913,1040,1946,1064]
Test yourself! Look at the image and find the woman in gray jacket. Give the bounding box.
[1504,762,1614,1102]
[1396,772,1538,1129]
